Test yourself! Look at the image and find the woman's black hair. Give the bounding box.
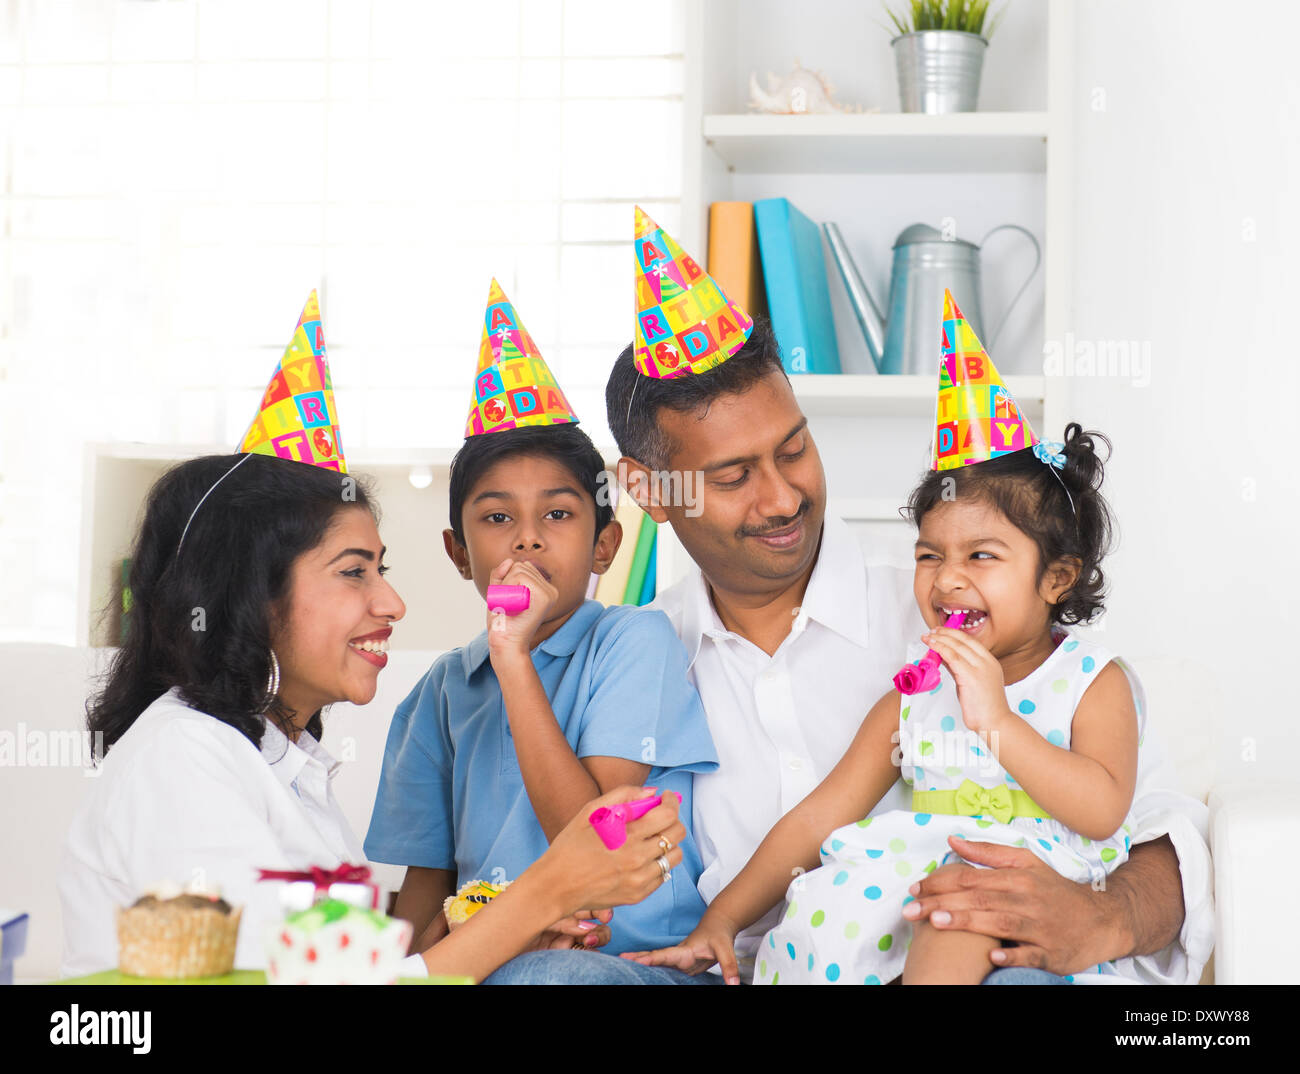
[88,453,378,753]
[447,423,615,546]
[903,423,1115,625]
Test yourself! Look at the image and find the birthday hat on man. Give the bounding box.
[633,206,754,379]
[932,289,1038,471]
[239,290,347,472]
[465,279,579,437]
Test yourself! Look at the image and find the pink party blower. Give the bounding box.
[893,611,966,695]
[486,584,530,616]
[589,793,680,850]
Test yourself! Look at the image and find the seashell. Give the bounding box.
[747,60,870,115]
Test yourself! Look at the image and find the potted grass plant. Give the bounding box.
[884,0,1007,113]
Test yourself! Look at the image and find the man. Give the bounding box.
[600,317,1213,985]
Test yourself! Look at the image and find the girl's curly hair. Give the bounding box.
[903,424,1115,625]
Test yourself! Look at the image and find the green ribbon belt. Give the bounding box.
[912,779,1051,825]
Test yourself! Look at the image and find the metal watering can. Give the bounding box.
[823,222,1041,374]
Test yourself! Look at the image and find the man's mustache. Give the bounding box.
[737,500,812,539]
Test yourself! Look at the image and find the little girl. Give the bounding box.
[636,421,1140,985]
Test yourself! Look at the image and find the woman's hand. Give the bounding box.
[922,626,1014,735]
[532,786,687,918]
[620,908,743,984]
[486,557,557,658]
[530,908,613,952]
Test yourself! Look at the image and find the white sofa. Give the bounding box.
[0,642,1289,982]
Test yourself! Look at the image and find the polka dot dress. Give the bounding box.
[754,633,1135,985]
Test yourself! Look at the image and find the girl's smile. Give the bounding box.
[914,499,1076,684]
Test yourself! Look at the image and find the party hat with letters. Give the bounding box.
[932,289,1037,471]
[465,279,579,437]
[633,206,753,379]
[239,290,347,473]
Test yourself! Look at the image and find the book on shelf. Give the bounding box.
[636,535,657,606]
[594,489,645,606]
[753,197,842,375]
[707,202,767,320]
[621,513,657,606]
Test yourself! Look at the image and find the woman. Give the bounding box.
[59,452,685,982]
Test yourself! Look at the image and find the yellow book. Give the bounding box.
[595,489,647,605]
[707,201,767,319]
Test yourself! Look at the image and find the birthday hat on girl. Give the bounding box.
[932,289,1038,471]
[633,206,753,379]
[240,290,347,472]
[465,279,579,437]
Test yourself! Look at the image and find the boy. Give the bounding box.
[364,281,717,957]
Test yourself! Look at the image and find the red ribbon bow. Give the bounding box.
[256,863,378,909]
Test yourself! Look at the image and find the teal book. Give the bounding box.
[636,531,658,605]
[753,197,842,374]
[622,514,657,605]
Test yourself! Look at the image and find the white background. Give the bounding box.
[1,0,1297,792]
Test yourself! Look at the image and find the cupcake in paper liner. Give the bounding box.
[266,898,412,985]
[117,886,242,979]
[442,879,511,929]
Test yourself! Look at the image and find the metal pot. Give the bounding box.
[891,30,988,114]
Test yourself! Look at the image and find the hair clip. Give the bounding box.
[1032,441,1076,517]
[1032,442,1067,470]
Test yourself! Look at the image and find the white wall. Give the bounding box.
[1066,0,1300,786]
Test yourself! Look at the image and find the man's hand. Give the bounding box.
[901,837,1131,975]
[620,910,743,984]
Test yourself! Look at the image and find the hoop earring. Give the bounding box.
[262,649,281,713]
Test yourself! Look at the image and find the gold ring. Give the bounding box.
[658,835,673,854]
[656,854,671,885]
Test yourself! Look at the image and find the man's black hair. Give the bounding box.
[604,316,787,469]
[447,424,614,545]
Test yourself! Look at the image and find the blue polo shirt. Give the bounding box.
[364,600,719,954]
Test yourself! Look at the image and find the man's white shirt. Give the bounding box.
[651,514,1213,983]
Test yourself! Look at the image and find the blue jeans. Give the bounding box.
[481,951,1065,985]
[482,949,724,985]
[983,967,1070,985]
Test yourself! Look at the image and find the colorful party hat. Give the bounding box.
[932,289,1038,471]
[465,279,579,437]
[239,290,347,472]
[633,206,753,379]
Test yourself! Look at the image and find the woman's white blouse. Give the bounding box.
[59,688,426,978]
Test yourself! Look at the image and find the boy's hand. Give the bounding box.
[922,626,1014,735]
[486,557,558,657]
[619,910,743,984]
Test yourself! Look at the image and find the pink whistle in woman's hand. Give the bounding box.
[893,611,966,695]
[588,793,679,850]
[486,585,530,616]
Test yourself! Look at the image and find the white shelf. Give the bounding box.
[701,112,1050,174]
[791,374,1044,418]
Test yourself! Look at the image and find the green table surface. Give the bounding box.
[53,969,473,985]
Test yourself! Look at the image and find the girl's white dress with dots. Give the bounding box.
[755,633,1136,985]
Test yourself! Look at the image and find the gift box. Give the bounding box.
[1,909,30,985]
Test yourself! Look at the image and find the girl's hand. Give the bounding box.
[922,627,1014,735]
[531,908,613,952]
[619,909,743,984]
[534,786,687,916]
[486,557,558,659]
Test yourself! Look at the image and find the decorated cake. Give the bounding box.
[266,897,412,986]
[442,879,511,929]
[117,886,241,979]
